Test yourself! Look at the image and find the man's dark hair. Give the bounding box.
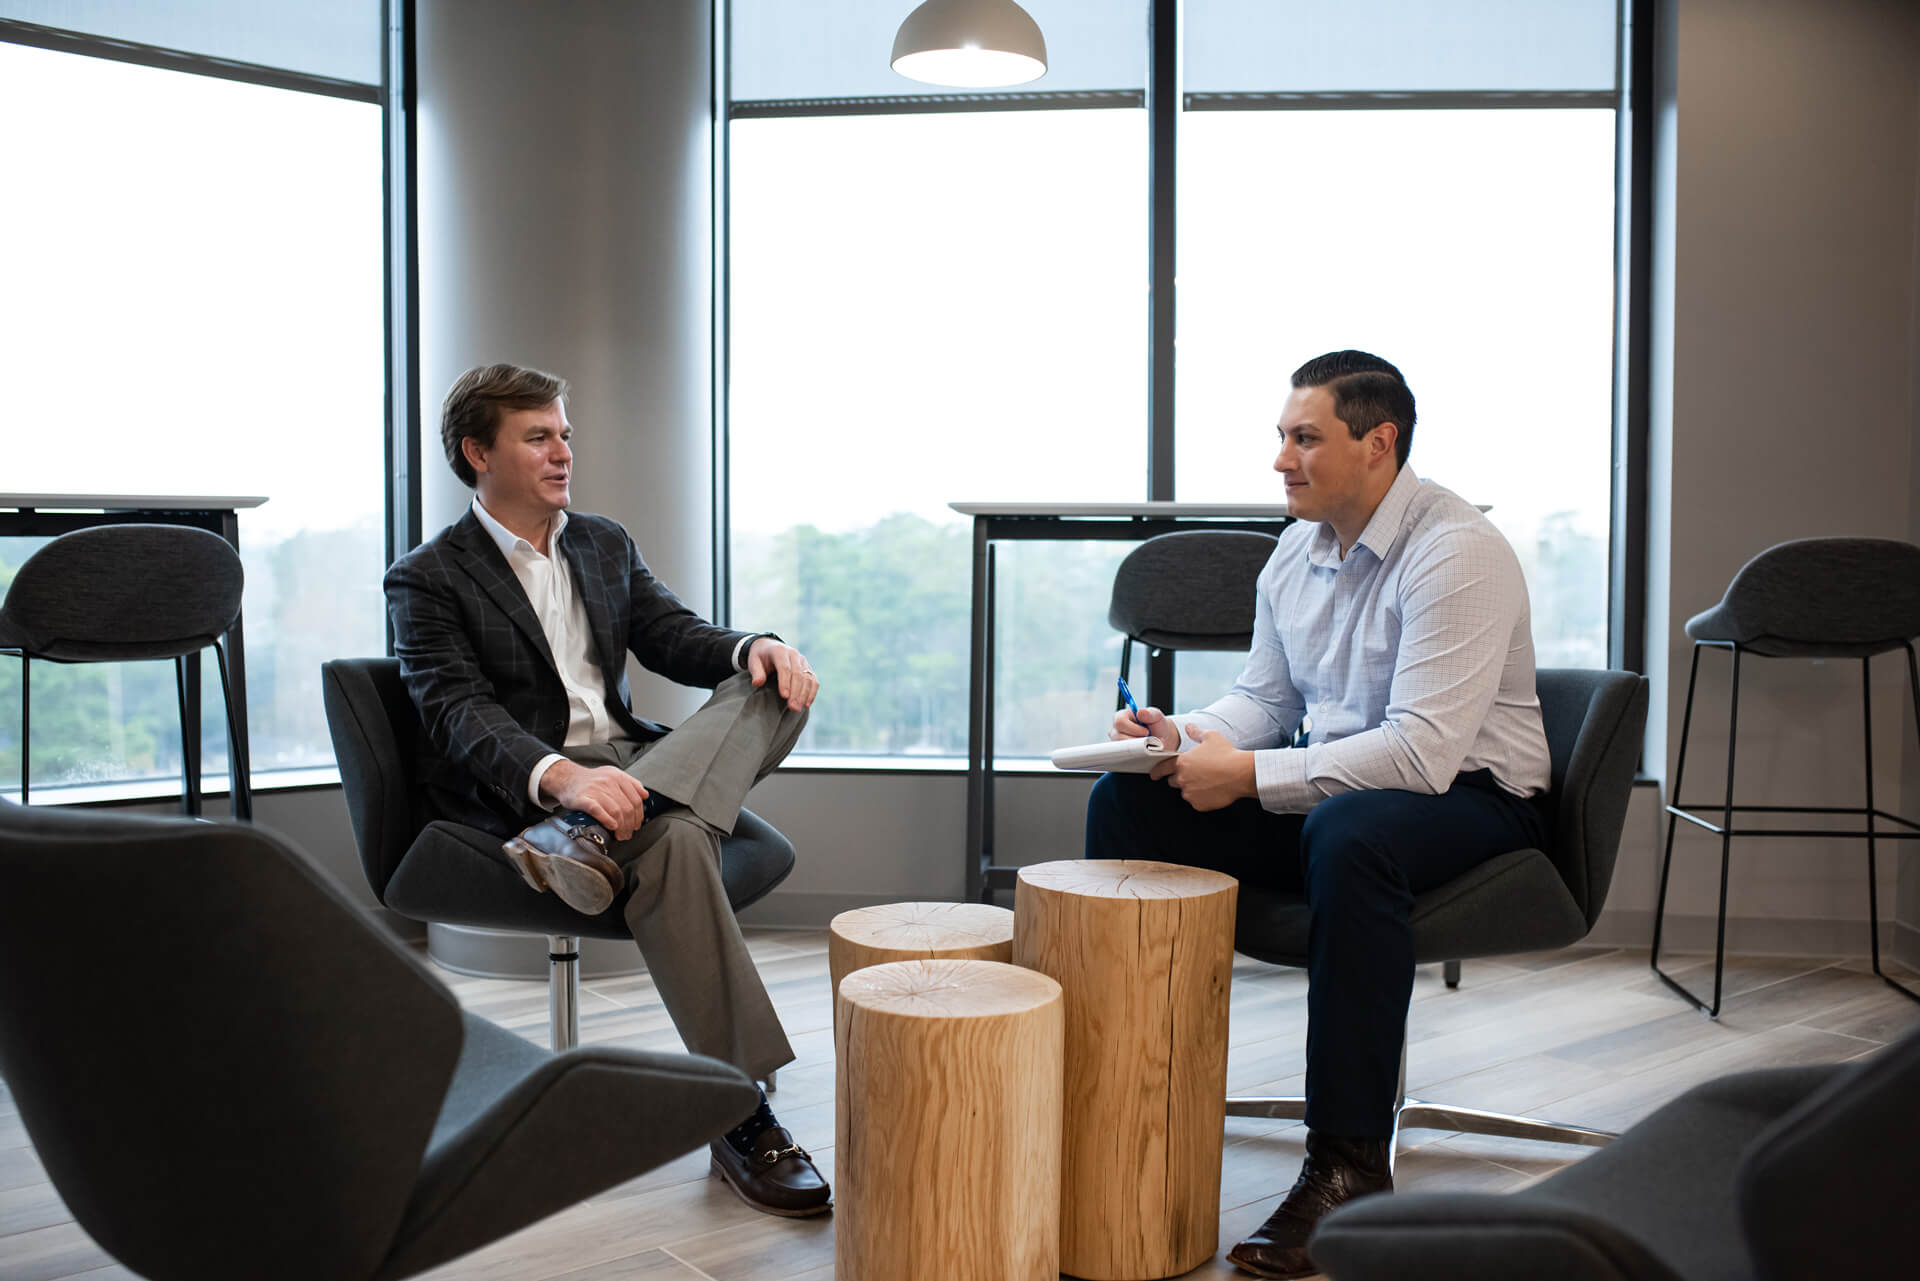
[1290,350,1416,469]
[440,363,570,487]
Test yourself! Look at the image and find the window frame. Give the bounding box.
[716,0,1649,763]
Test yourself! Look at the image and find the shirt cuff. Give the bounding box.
[1253,746,1313,813]
[527,753,567,808]
[732,631,780,672]
[1169,709,1232,751]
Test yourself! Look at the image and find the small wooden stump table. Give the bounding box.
[1015,859,1239,1281]
[828,900,1016,994]
[835,958,1064,1281]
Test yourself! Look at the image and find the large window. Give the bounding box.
[729,108,1147,756]
[0,36,385,799]
[1177,107,1617,671]
[726,0,1622,762]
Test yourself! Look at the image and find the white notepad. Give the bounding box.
[1049,736,1175,773]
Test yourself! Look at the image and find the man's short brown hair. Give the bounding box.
[440,363,569,487]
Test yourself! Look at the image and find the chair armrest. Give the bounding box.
[1310,1191,1686,1281]
[377,1042,759,1280]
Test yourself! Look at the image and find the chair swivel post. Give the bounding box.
[548,934,580,1052]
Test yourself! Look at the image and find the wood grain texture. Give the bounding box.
[834,959,1063,1281]
[827,901,1015,995]
[1014,859,1239,1281]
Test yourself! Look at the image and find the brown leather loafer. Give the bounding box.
[710,1125,832,1218]
[1227,1131,1392,1279]
[501,810,623,916]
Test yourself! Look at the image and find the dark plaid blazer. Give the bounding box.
[383,509,756,835]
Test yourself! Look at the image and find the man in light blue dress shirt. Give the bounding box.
[1088,351,1551,1280]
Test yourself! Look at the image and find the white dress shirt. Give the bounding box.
[470,499,762,807]
[1174,465,1551,813]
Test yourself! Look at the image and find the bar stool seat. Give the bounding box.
[1654,537,1920,1015]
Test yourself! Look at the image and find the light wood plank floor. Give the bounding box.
[3,937,1916,1281]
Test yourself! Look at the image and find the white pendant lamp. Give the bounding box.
[891,0,1049,88]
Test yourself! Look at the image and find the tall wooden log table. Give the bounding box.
[1015,859,1239,1281]
[835,959,1064,1281]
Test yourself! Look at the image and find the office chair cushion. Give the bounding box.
[0,523,243,661]
[1684,537,1920,658]
[1315,1064,1842,1281]
[382,807,798,939]
[1738,1025,1920,1281]
[376,1011,759,1279]
[1108,530,1279,649]
[1232,848,1589,969]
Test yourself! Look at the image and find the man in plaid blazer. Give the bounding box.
[384,363,830,1219]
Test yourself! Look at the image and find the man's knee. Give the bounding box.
[1300,791,1400,899]
[634,815,724,879]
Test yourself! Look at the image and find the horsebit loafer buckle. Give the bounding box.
[565,823,609,852]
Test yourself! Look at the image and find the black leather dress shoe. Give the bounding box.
[1227,1131,1393,1279]
[501,810,623,916]
[709,1095,831,1218]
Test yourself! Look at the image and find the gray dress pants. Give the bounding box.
[561,672,806,1081]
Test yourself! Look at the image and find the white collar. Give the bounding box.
[471,497,567,559]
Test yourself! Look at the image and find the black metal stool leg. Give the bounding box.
[1653,644,1719,1014]
[175,654,202,817]
[1702,648,1743,1018]
[17,655,27,804]
[1872,647,1920,1004]
[213,640,250,821]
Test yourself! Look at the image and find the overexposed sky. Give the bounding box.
[728,107,1615,548]
[0,42,384,542]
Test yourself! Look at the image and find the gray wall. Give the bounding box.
[262,0,1920,958]
[1612,0,1920,959]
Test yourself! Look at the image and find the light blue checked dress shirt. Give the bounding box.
[1174,465,1551,814]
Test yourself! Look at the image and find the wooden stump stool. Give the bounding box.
[828,901,1016,994]
[1015,859,1239,1281]
[836,959,1063,1281]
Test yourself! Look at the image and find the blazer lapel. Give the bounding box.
[557,521,623,680]
[446,513,558,673]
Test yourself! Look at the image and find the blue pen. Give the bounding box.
[1117,676,1142,724]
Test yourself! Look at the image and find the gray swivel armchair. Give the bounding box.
[1311,1021,1920,1280]
[321,656,796,1056]
[0,800,759,1281]
[1653,536,1920,1015]
[1225,668,1649,1162]
[0,523,250,816]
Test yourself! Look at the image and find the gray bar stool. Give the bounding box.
[1653,536,1920,1016]
[0,523,248,817]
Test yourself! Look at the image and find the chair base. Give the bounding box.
[1225,1094,1615,1175]
[539,937,776,1094]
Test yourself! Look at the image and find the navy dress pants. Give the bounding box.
[1084,768,1547,1138]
